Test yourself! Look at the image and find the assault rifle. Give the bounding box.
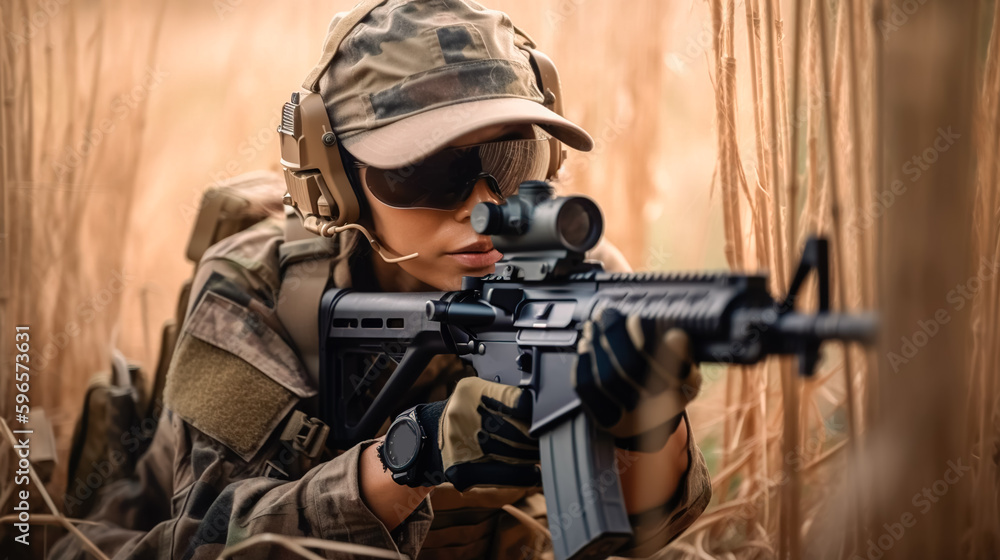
[318,181,877,560]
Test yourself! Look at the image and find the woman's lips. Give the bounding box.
[447,248,503,269]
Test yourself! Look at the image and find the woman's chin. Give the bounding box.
[417,264,498,291]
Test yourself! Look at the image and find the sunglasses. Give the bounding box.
[357,136,551,211]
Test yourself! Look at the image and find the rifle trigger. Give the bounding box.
[515,351,532,372]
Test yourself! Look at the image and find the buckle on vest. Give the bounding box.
[263,460,290,480]
[280,410,329,459]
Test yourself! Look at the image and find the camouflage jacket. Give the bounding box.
[49,217,711,560]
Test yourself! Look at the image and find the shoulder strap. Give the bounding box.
[277,209,339,385]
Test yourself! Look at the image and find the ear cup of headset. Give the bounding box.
[278,91,360,230]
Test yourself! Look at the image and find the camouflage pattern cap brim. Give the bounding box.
[342,97,593,168]
[315,0,593,167]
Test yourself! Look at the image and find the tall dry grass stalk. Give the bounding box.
[870,0,978,555]
[966,0,1000,554]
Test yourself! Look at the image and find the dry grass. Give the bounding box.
[673,0,1000,559]
[2,0,167,512]
[2,0,999,558]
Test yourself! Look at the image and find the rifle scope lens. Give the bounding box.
[557,198,602,252]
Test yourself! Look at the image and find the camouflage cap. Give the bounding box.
[308,0,594,168]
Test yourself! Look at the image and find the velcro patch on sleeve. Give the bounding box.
[164,291,309,461]
[165,336,296,461]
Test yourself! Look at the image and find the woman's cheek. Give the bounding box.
[420,251,462,290]
[364,196,466,290]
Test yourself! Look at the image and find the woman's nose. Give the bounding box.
[455,178,502,220]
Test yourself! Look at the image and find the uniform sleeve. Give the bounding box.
[613,413,712,559]
[49,409,434,559]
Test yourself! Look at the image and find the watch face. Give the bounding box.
[384,418,420,471]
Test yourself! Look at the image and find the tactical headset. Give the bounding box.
[278,0,568,257]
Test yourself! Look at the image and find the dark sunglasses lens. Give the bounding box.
[363,138,551,210]
[363,151,468,208]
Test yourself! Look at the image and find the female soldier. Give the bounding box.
[52,1,710,558]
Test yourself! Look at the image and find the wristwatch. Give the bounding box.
[379,405,426,486]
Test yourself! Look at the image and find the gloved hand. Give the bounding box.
[384,376,540,490]
[573,308,702,451]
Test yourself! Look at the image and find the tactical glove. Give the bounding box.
[384,377,541,490]
[573,308,702,451]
